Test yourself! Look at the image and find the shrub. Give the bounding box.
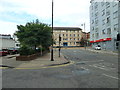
[19,45,34,56]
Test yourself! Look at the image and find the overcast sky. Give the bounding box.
[0,0,91,35]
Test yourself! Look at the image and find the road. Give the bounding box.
[2,49,119,88]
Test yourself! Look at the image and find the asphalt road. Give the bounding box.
[2,49,119,88]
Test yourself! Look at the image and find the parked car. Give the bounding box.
[94,45,101,50]
[0,49,8,56]
[8,48,19,54]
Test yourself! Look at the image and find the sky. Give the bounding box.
[0,0,91,35]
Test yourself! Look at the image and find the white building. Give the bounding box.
[90,0,119,51]
[0,34,15,49]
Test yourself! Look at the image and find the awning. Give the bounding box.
[90,38,112,43]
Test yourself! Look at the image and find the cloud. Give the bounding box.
[0,0,91,35]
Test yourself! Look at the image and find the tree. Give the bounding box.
[15,19,52,55]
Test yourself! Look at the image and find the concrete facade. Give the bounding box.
[90,0,119,51]
[53,27,83,47]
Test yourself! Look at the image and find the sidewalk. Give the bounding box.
[2,50,70,69]
[80,47,118,55]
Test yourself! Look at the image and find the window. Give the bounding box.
[92,20,94,24]
[113,11,118,19]
[95,28,98,32]
[107,28,111,34]
[106,2,110,8]
[74,42,76,45]
[96,33,99,39]
[102,29,106,34]
[92,27,94,31]
[114,24,118,31]
[113,2,117,7]
[95,12,98,17]
[102,19,105,25]
[74,34,75,37]
[106,10,110,16]
[92,34,94,38]
[102,9,105,16]
[106,17,110,25]
[94,2,98,10]
[101,2,104,6]
[95,18,98,25]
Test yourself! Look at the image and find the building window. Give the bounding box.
[66,34,68,36]
[92,20,94,24]
[70,34,72,37]
[74,42,76,45]
[74,34,75,37]
[102,9,105,16]
[106,10,110,16]
[106,17,110,26]
[92,27,94,31]
[92,34,94,38]
[107,28,111,34]
[114,24,118,31]
[102,19,105,25]
[95,12,98,17]
[94,2,98,10]
[95,18,98,25]
[101,2,104,6]
[113,11,118,19]
[113,2,117,7]
[95,28,98,32]
[102,29,106,34]
[95,33,99,39]
[106,2,110,8]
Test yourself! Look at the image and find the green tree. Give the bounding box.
[15,19,52,55]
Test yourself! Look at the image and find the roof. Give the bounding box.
[53,27,82,31]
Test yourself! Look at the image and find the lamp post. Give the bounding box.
[51,0,54,61]
[81,23,86,49]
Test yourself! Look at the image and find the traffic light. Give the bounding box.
[117,33,120,41]
[59,36,61,41]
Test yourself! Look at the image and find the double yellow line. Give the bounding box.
[14,61,75,69]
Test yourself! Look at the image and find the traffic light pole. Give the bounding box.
[59,34,61,57]
[51,0,54,61]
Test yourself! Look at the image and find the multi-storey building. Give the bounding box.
[90,0,119,51]
[53,27,83,47]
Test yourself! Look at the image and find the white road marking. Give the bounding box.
[89,65,109,71]
[81,67,89,71]
[77,60,104,63]
[102,74,119,80]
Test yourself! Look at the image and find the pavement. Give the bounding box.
[1,50,70,69]
[84,47,118,55]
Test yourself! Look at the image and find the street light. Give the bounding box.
[50,0,54,61]
[81,23,86,49]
